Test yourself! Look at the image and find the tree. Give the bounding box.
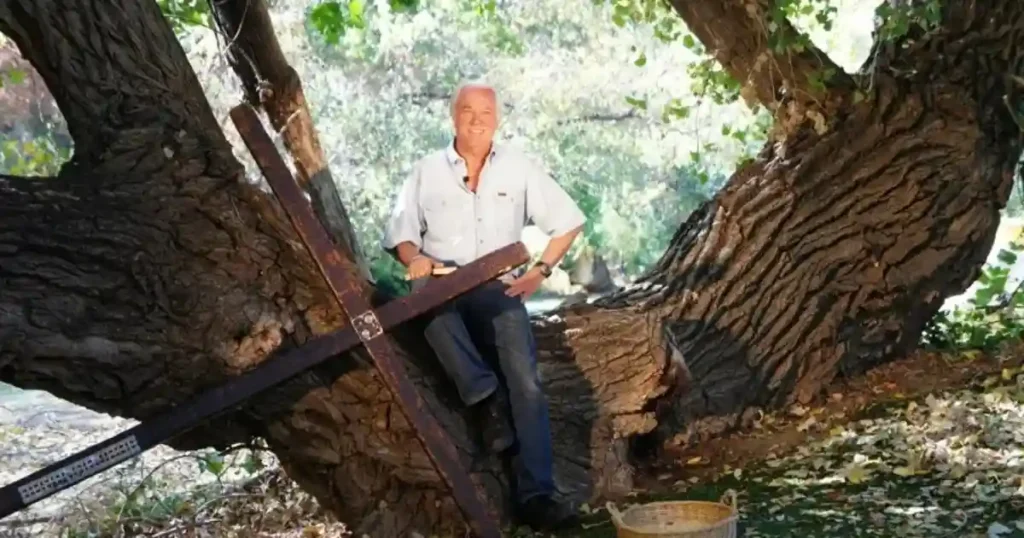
[1,0,1021,536]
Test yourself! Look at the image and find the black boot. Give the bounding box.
[518,494,580,531]
[475,389,515,453]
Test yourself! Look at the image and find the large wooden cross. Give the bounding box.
[0,105,518,537]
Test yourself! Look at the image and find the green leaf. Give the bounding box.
[389,0,419,12]
[348,0,366,28]
[682,34,695,49]
[662,99,690,121]
[7,69,25,85]
[634,51,647,67]
[198,452,225,476]
[242,453,264,474]
[997,249,1017,266]
[310,2,345,44]
[625,95,647,110]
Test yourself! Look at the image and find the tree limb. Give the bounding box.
[666,0,853,107]
[207,0,371,282]
[556,110,639,126]
[0,0,226,173]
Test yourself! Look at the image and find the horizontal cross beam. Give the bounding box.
[0,124,526,534]
[230,104,505,538]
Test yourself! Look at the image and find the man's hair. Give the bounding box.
[449,80,503,122]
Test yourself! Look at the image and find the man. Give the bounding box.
[382,81,584,530]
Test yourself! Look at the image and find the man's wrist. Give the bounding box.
[532,260,553,278]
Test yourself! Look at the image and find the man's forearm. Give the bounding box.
[539,225,583,268]
[395,241,427,267]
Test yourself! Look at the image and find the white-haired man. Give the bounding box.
[382,82,584,530]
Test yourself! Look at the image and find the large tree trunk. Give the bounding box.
[1,0,1022,536]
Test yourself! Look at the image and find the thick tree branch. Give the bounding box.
[556,110,639,126]
[666,0,853,107]
[0,0,226,174]
[207,0,371,282]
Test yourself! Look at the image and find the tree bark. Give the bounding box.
[1,0,1022,536]
[207,0,371,283]
[0,0,666,534]
[613,0,1024,444]
[666,0,854,106]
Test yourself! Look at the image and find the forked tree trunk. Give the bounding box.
[0,0,1021,536]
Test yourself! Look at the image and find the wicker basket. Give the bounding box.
[606,491,738,538]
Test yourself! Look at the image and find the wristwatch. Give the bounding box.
[532,261,553,278]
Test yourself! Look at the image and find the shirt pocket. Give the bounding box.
[490,191,523,238]
[422,197,463,241]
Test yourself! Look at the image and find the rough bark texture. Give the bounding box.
[605,0,1024,446]
[0,0,1022,536]
[208,0,371,282]
[666,0,854,105]
[0,0,665,534]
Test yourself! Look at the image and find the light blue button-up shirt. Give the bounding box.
[382,141,586,268]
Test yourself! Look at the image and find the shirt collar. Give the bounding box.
[446,138,498,165]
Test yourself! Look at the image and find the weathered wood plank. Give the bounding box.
[229,104,507,538]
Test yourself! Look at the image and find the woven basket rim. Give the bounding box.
[612,500,739,534]
[619,500,738,511]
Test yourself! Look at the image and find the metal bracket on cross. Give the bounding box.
[0,106,525,538]
[229,104,504,537]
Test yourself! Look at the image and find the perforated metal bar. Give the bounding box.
[18,436,141,504]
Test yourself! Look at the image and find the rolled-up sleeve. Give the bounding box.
[524,156,586,237]
[382,164,424,251]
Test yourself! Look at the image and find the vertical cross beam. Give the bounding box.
[230,105,502,538]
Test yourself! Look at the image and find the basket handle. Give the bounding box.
[605,501,626,526]
[719,489,739,511]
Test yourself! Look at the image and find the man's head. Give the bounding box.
[450,82,500,152]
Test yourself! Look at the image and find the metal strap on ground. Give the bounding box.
[230,103,503,538]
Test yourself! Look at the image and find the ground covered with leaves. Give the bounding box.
[561,350,1024,538]
[3,348,1024,537]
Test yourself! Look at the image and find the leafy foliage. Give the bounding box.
[310,1,366,45]
[156,0,210,31]
[167,0,768,285]
[923,233,1024,351]
[874,0,944,42]
[0,135,69,176]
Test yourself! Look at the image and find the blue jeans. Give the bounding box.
[412,278,555,503]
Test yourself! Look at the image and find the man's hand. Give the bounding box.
[504,267,546,300]
[406,255,436,280]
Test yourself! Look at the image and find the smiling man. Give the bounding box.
[382,81,584,530]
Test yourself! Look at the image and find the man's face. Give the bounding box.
[453,87,498,149]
